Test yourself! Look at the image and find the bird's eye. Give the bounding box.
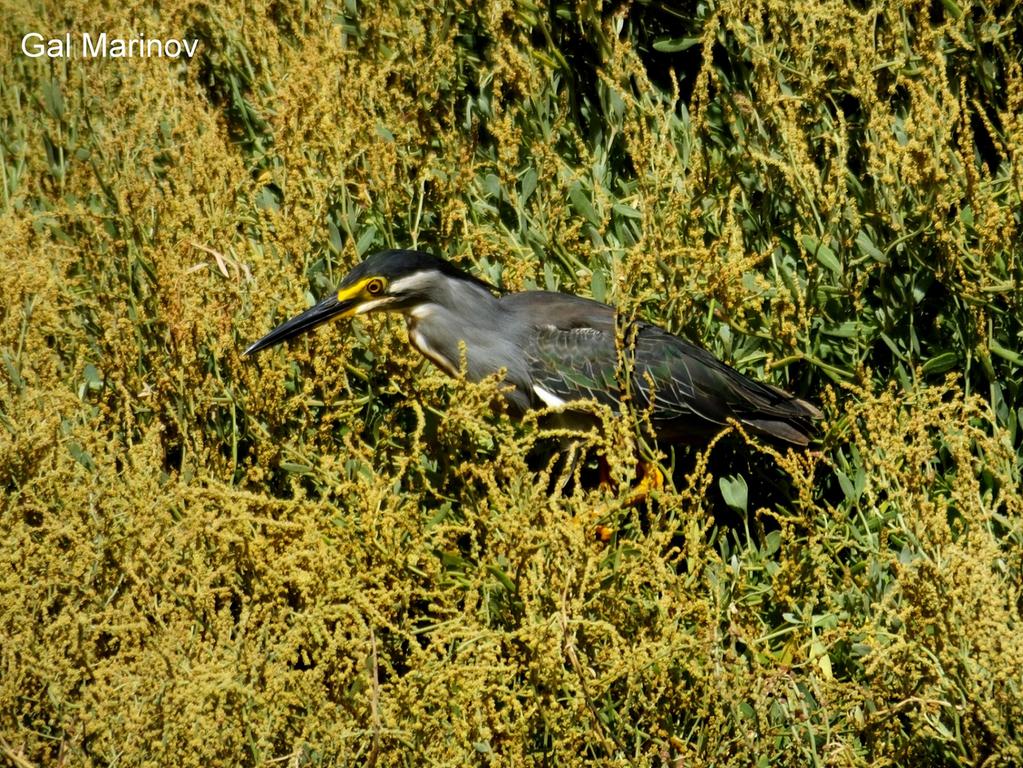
[366,278,385,296]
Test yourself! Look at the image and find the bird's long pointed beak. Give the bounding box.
[244,293,357,355]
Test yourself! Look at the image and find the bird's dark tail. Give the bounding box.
[739,386,822,446]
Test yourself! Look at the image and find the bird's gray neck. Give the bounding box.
[393,270,532,411]
[396,274,506,379]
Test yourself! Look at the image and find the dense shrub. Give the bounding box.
[1,0,1020,765]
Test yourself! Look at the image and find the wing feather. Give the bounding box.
[505,291,819,445]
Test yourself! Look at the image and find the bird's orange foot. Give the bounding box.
[624,461,664,507]
[590,459,665,541]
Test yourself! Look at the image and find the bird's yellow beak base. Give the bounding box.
[244,277,390,356]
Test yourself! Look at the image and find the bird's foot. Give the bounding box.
[623,461,664,507]
[590,461,664,542]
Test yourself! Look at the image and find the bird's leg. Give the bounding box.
[597,454,613,490]
[592,458,664,543]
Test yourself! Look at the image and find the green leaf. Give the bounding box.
[568,182,599,225]
[817,650,833,678]
[773,250,800,300]
[939,0,962,19]
[42,79,65,119]
[855,230,885,262]
[989,339,1023,366]
[356,226,377,256]
[327,219,343,253]
[68,441,94,470]
[520,168,537,203]
[802,235,841,275]
[2,351,23,390]
[921,351,958,375]
[822,321,862,338]
[835,468,855,501]
[652,37,701,53]
[590,267,607,303]
[719,474,748,513]
[255,186,280,212]
[611,202,642,219]
[486,564,516,593]
[483,173,502,199]
[78,363,104,399]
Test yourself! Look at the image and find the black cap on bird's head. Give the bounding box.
[243,249,492,355]
[337,249,486,287]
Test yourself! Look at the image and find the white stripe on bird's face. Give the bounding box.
[354,297,394,315]
[389,270,438,297]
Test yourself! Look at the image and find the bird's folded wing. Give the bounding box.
[525,324,624,409]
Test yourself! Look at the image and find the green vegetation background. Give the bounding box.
[2,0,1021,765]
